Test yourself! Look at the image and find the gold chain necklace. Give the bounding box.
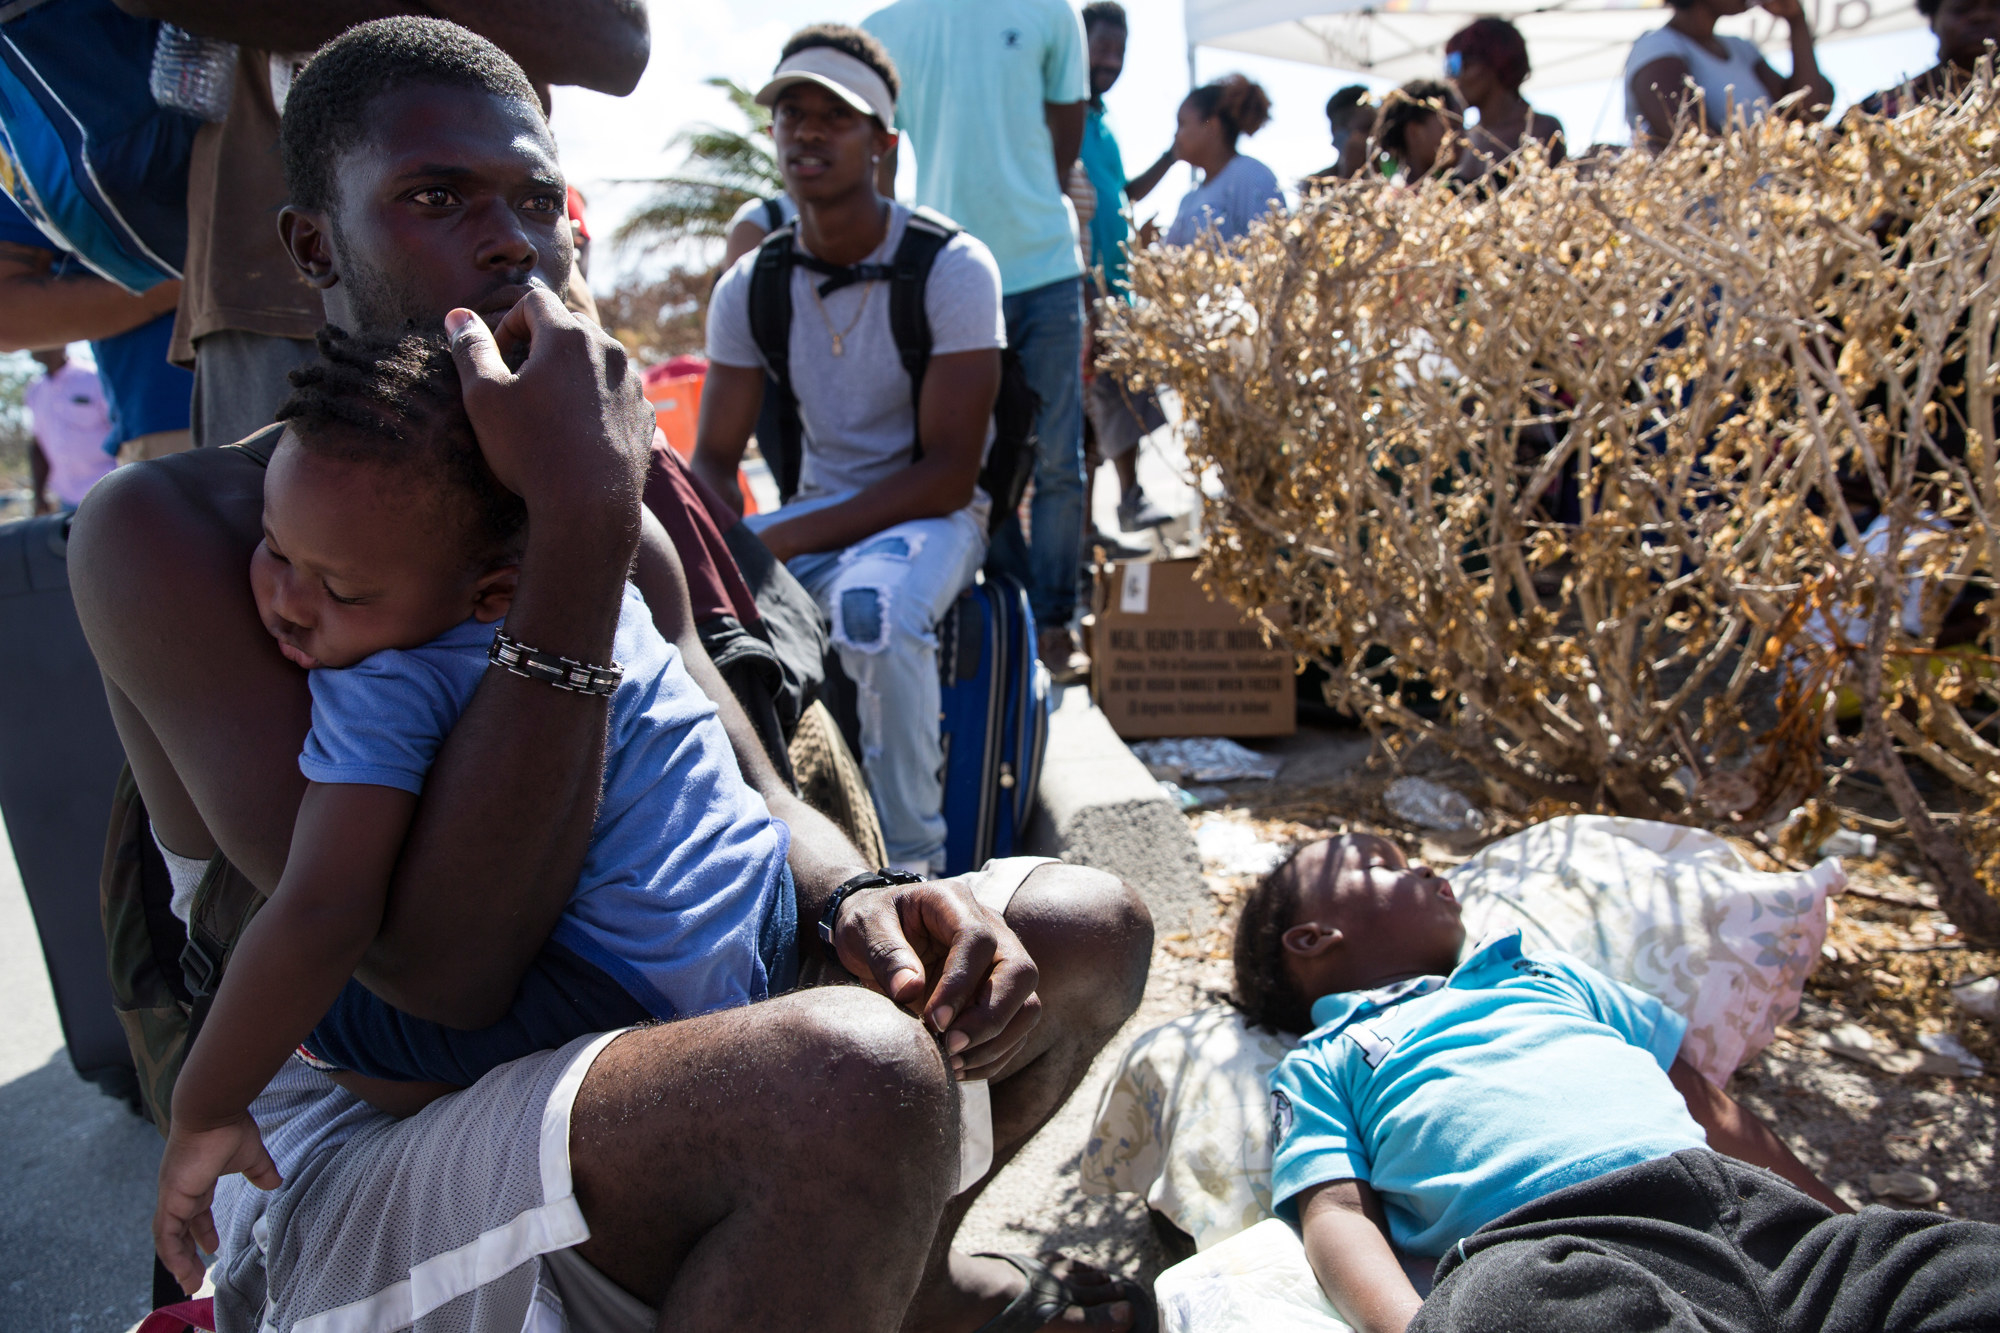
[800,201,889,357]
[807,277,874,356]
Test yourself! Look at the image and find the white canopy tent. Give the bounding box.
[1185,0,1922,91]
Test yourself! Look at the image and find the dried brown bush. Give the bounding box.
[1102,84,2000,940]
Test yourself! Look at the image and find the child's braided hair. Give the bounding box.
[277,325,526,567]
[1232,843,1318,1035]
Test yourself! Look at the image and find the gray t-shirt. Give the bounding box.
[1165,153,1286,247]
[708,202,1006,509]
[727,193,797,233]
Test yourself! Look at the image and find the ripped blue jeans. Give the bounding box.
[749,495,987,868]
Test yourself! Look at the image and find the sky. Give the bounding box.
[549,0,1943,286]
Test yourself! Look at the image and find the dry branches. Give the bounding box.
[1102,84,2000,940]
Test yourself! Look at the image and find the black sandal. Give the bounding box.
[969,1252,1157,1333]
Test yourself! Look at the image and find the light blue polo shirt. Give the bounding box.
[1268,931,1705,1257]
[864,0,1088,295]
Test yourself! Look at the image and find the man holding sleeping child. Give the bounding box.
[74,17,1157,1333]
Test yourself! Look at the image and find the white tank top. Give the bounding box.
[1625,26,1770,136]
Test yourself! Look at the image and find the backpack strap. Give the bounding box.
[747,223,804,503]
[887,207,960,463]
[761,196,786,232]
[748,223,797,397]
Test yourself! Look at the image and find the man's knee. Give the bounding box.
[775,987,956,1140]
[1008,865,1152,1031]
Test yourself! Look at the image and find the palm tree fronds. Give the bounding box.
[619,76,781,253]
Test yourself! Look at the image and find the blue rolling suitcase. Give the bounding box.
[937,568,1052,877]
[0,513,136,1103]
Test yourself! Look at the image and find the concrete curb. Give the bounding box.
[1024,685,1206,929]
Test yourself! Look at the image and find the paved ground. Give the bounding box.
[0,815,160,1332]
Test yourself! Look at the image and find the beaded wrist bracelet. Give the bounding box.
[487,630,623,696]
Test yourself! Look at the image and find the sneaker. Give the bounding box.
[1038,626,1090,686]
[1117,484,1172,532]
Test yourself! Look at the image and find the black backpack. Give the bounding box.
[746,206,1038,534]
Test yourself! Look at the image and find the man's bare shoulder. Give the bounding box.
[69,448,266,661]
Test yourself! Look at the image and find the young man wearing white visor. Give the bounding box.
[693,27,1003,882]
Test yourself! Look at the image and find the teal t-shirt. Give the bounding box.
[1267,931,1705,1257]
[1080,103,1128,297]
[864,0,1088,295]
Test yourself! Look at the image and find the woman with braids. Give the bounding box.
[1226,836,2000,1333]
[1162,74,1287,246]
[152,327,796,1272]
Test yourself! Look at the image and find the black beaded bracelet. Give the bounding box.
[817,869,926,956]
[487,630,623,696]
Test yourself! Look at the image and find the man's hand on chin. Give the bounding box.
[830,877,1042,1079]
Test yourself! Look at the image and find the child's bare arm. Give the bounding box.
[1670,1057,1851,1212]
[154,782,417,1290]
[174,781,419,1127]
[1297,1178,1427,1333]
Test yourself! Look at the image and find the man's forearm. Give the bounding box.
[360,514,632,1026]
[0,255,179,351]
[759,456,977,560]
[1784,22,1833,114]
[112,0,648,94]
[1126,147,1175,203]
[689,447,746,516]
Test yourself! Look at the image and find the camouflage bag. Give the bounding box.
[100,765,267,1135]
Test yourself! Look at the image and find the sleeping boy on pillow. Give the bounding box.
[1236,834,2000,1333]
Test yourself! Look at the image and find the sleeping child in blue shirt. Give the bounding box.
[154,329,793,1276]
[1237,834,2000,1333]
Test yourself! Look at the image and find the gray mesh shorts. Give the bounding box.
[211,1029,621,1333]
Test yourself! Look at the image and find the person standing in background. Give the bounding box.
[563,185,601,322]
[1376,79,1465,181]
[1624,0,1832,147]
[863,0,1096,683]
[111,1,650,448]
[1306,85,1379,185]
[25,347,115,513]
[1163,75,1286,246]
[1077,1,1171,542]
[1858,0,2000,115]
[1445,18,1565,179]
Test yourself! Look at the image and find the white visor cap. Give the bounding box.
[755,46,896,129]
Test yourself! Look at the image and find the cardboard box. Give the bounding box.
[1090,558,1295,739]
